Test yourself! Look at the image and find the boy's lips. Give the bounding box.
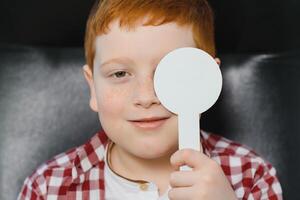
[129,116,170,129]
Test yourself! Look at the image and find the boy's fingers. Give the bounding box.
[169,170,196,188]
[170,149,209,170]
[168,186,193,200]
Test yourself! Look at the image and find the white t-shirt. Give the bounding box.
[104,141,171,200]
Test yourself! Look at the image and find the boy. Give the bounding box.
[18,0,283,199]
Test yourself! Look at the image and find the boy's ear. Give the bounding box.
[82,65,99,112]
[214,57,221,66]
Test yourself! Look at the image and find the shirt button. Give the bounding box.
[139,183,149,191]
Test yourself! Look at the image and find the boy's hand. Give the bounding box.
[169,149,238,200]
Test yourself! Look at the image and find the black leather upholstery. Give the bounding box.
[202,52,300,199]
[0,45,299,199]
[0,46,101,200]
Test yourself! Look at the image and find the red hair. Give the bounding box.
[84,0,215,71]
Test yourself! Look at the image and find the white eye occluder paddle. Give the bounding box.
[154,47,222,171]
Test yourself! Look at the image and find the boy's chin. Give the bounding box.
[129,142,177,160]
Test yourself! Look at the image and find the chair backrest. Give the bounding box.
[0,45,299,199]
[202,52,300,199]
[0,46,101,200]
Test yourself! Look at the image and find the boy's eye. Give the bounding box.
[112,71,128,78]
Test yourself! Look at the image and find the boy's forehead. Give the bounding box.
[94,19,195,65]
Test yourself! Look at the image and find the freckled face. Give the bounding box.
[92,19,196,159]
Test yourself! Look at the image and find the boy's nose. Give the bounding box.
[133,77,161,108]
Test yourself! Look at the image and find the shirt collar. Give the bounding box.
[200,129,212,158]
[71,130,109,181]
[71,129,212,181]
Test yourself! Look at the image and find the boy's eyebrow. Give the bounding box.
[100,57,133,68]
[99,56,163,69]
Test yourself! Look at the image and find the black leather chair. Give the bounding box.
[0,45,299,200]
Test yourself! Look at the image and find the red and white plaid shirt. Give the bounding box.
[18,130,283,200]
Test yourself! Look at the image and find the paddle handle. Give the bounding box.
[178,113,202,171]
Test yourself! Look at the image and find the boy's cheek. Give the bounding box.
[96,87,129,114]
